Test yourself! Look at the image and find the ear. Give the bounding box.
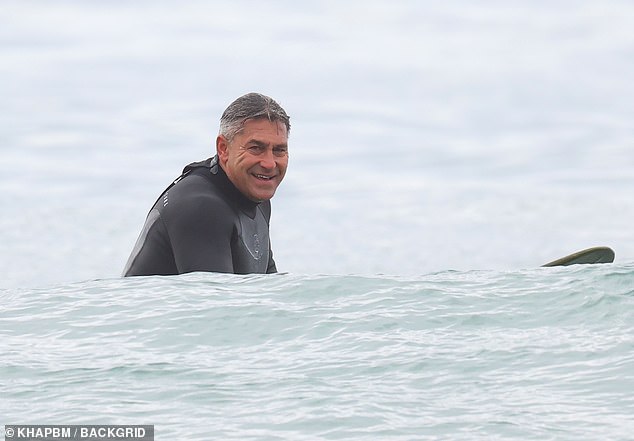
[216,135,229,166]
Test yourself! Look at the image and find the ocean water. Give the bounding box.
[2,266,634,440]
[2,1,634,439]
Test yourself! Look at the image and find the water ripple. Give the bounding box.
[2,265,634,440]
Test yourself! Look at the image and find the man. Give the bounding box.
[123,93,290,276]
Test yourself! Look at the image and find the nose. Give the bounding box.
[259,149,276,169]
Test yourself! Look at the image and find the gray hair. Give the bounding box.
[219,93,291,141]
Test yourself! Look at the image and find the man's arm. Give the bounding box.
[259,201,277,274]
[122,209,178,277]
[166,191,236,274]
[266,247,277,274]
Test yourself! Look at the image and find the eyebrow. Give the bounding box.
[247,139,288,149]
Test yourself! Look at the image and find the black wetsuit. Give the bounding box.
[123,156,277,276]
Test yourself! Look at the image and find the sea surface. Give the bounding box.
[2,267,634,440]
[2,1,634,440]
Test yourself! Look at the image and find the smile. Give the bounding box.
[254,174,275,181]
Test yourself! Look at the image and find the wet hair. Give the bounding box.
[219,93,291,141]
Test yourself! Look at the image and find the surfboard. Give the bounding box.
[541,246,615,267]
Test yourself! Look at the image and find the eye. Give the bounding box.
[247,145,265,154]
[273,147,288,157]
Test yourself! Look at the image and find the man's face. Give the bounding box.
[217,118,289,202]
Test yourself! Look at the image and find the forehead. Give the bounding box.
[237,118,288,141]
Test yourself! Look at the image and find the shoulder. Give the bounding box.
[160,173,235,225]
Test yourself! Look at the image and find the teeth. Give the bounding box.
[255,174,272,180]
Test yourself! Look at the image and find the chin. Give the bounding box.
[248,185,278,202]
[258,190,278,202]
[253,194,274,202]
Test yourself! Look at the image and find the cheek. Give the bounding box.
[234,151,252,165]
[278,163,288,179]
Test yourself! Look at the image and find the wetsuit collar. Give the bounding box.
[209,155,260,217]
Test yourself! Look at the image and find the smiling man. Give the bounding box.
[123,93,290,276]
